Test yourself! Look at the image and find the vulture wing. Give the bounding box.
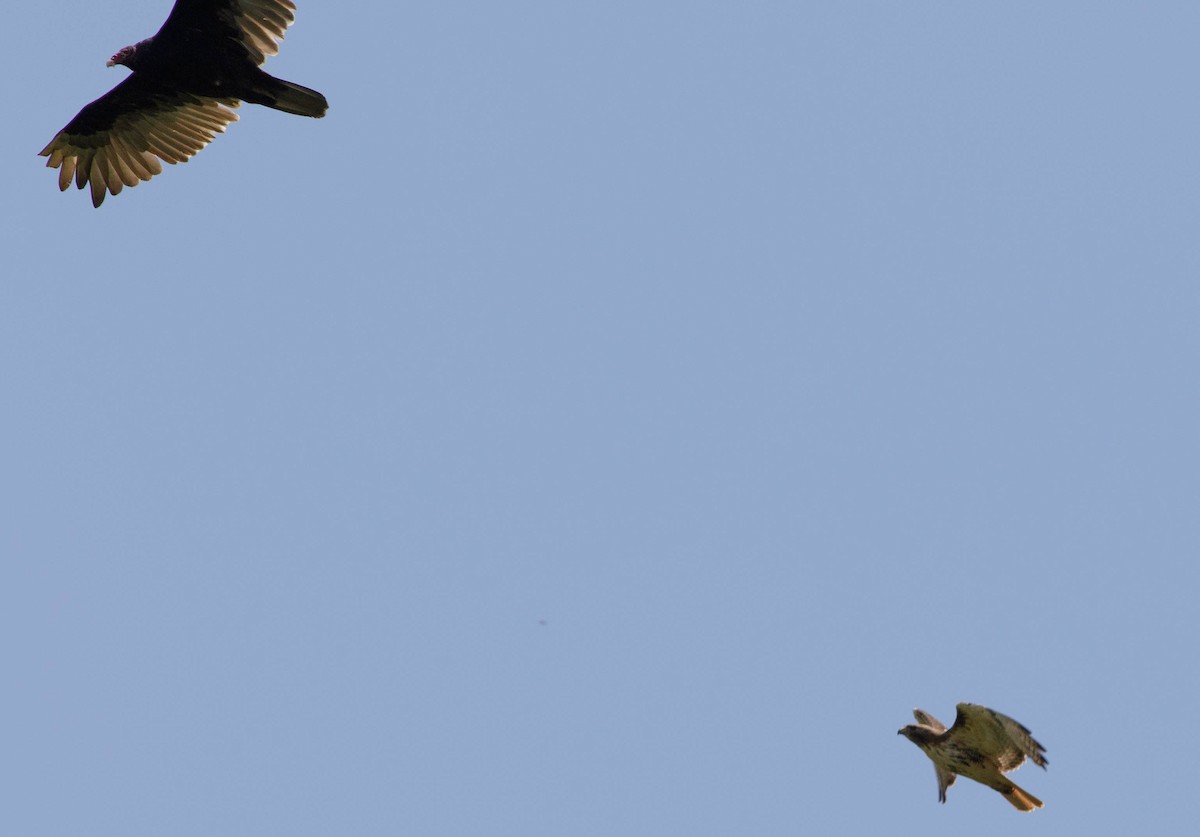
[39,75,239,207]
[157,0,299,65]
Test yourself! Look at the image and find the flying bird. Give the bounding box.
[898,703,1048,812]
[40,0,327,207]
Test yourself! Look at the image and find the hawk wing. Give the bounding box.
[912,708,946,732]
[948,703,1048,773]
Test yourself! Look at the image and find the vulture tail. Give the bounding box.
[252,73,329,118]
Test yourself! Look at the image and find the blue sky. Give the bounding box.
[6,2,1199,834]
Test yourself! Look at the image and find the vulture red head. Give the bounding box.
[106,45,139,68]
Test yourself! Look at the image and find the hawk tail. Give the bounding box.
[1000,781,1043,812]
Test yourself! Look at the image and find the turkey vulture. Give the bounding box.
[40,0,327,207]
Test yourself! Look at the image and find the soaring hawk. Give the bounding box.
[898,703,1048,812]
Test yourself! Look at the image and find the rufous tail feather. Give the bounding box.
[1001,782,1043,812]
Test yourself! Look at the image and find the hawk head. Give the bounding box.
[898,725,939,747]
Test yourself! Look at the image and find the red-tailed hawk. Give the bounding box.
[898,703,1048,812]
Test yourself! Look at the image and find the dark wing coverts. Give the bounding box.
[159,0,297,64]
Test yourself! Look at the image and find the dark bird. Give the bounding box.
[40,0,327,207]
[898,703,1048,812]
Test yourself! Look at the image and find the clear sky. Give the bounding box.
[6,2,1199,834]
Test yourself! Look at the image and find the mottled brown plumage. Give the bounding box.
[898,703,1047,812]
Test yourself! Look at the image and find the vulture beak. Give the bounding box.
[106,58,118,67]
